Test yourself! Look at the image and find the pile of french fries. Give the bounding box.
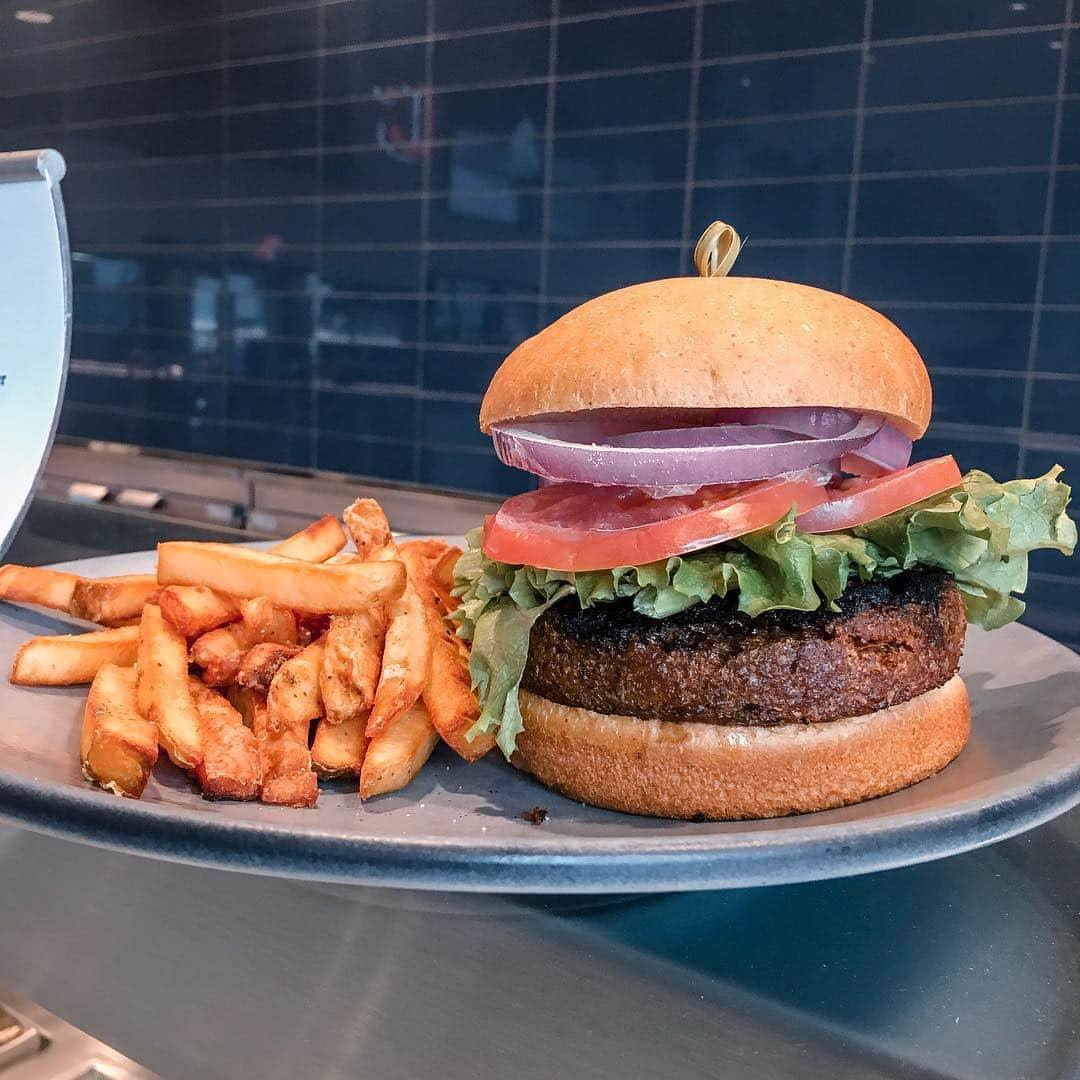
[0,500,491,806]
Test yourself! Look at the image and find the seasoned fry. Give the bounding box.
[360,699,440,799]
[237,642,302,693]
[398,539,462,611]
[69,574,158,627]
[189,679,261,800]
[366,577,430,738]
[137,604,202,769]
[431,545,462,613]
[342,498,393,557]
[257,639,325,807]
[398,544,491,761]
[267,638,326,730]
[252,707,319,807]
[271,514,348,563]
[10,624,139,686]
[311,713,367,778]
[191,626,249,687]
[240,596,300,644]
[225,684,263,729]
[423,605,494,761]
[191,598,299,687]
[398,538,452,570]
[157,542,406,614]
[320,609,385,724]
[156,517,344,641]
[0,564,79,613]
[158,585,240,639]
[81,664,158,798]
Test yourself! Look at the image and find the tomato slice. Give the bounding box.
[796,456,963,534]
[482,474,831,572]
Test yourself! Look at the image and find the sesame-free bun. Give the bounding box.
[512,676,970,821]
[480,277,932,439]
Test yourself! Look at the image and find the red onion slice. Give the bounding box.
[491,412,882,489]
[609,424,810,450]
[840,423,912,477]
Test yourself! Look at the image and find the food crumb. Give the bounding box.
[521,806,549,825]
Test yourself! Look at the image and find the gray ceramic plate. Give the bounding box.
[1,549,1079,893]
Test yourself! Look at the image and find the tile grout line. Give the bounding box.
[840,0,874,296]
[2,21,1073,112]
[65,160,1066,213]
[1018,6,1073,476]
[678,0,706,269]
[14,88,1069,144]
[412,0,436,485]
[218,0,232,451]
[310,0,327,472]
[537,0,561,328]
[2,9,1071,73]
[72,233,1077,253]
[65,290,1080,314]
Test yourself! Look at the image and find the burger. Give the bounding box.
[452,223,1076,821]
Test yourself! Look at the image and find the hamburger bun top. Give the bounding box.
[479,277,932,439]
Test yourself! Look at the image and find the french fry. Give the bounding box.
[191,627,249,687]
[366,579,430,738]
[267,638,325,729]
[360,699,440,799]
[225,684,263,729]
[257,639,325,807]
[431,545,462,613]
[342,498,393,557]
[0,564,80,613]
[271,514,348,563]
[398,538,452,570]
[240,596,300,643]
[423,605,494,761]
[10,624,139,686]
[398,539,462,611]
[397,544,492,761]
[189,679,261,800]
[156,517,344,641]
[311,713,367,778]
[157,542,405,614]
[81,664,158,798]
[191,598,299,687]
[69,574,158,627]
[320,609,385,724]
[237,642,302,693]
[158,585,240,639]
[252,709,319,807]
[137,604,202,769]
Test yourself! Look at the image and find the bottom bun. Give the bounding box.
[513,676,971,821]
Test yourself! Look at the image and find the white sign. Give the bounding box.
[0,149,71,558]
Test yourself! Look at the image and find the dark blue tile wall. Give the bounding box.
[1,0,1078,643]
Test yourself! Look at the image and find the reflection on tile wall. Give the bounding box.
[0,0,1078,641]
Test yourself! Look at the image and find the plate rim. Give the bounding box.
[0,548,1078,893]
[0,756,1077,892]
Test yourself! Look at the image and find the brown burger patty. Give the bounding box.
[522,570,966,726]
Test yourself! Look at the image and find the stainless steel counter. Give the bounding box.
[0,813,1076,1080]
[1,451,1077,1080]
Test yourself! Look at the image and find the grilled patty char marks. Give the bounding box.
[522,570,966,726]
